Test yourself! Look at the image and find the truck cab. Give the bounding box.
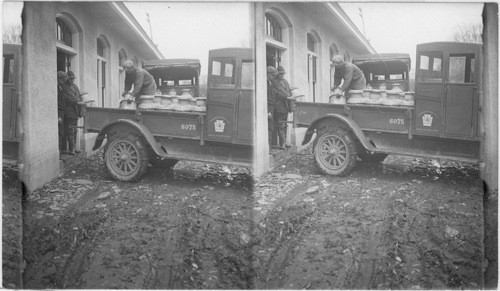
[414,42,481,139]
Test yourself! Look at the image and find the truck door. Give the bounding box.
[205,48,254,146]
[235,59,254,145]
[414,51,444,136]
[444,53,477,137]
[206,57,238,143]
[3,44,22,159]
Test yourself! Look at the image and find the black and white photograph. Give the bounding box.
[2,1,497,289]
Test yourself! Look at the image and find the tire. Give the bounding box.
[313,127,357,176]
[150,158,179,169]
[103,131,150,181]
[359,152,388,163]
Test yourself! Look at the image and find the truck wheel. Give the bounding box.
[104,132,150,181]
[359,152,388,163]
[150,158,179,169]
[313,127,357,176]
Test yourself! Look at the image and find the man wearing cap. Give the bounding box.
[267,66,278,147]
[331,55,366,96]
[63,71,85,154]
[273,66,293,149]
[62,71,84,155]
[122,60,157,103]
[57,71,68,153]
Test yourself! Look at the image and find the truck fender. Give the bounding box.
[92,119,168,157]
[301,114,376,152]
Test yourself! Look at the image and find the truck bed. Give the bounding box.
[85,107,205,140]
[295,101,413,134]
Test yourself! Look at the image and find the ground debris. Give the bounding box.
[98,192,111,200]
[306,186,320,194]
[75,179,93,185]
[445,226,459,238]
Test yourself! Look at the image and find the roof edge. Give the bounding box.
[110,2,164,59]
[325,3,376,54]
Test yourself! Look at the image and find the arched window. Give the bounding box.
[118,49,127,67]
[118,49,128,98]
[265,13,282,42]
[56,18,72,46]
[306,31,320,102]
[344,51,351,63]
[55,15,80,73]
[307,33,316,52]
[97,39,105,57]
[329,43,340,89]
[329,43,339,61]
[96,36,110,107]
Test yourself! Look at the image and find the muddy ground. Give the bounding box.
[3,146,489,288]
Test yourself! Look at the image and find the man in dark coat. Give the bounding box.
[267,66,278,147]
[273,66,292,149]
[63,71,83,155]
[57,71,68,153]
[332,55,366,95]
[122,60,157,103]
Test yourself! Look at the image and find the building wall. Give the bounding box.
[20,2,155,191]
[263,3,367,104]
[20,3,60,191]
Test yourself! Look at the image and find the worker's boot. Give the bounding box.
[70,135,82,155]
[68,135,76,155]
[278,130,287,150]
[60,135,69,154]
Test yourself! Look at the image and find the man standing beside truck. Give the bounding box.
[331,55,366,96]
[122,60,157,103]
[62,71,84,155]
[57,71,68,153]
[274,66,293,149]
[267,66,278,147]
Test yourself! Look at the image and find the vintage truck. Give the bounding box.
[295,42,482,175]
[85,48,254,181]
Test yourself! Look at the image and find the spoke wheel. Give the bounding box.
[104,132,149,181]
[313,127,357,176]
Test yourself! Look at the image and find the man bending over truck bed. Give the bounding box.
[331,55,366,96]
[122,60,157,103]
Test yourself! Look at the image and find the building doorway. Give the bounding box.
[266,45,283,68]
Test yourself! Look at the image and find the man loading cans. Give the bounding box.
[121,60,157,103]
[331,55,366,96]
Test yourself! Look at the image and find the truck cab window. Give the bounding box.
[449,54,475,83]
[212,61,221,76]
[241,61,254,90]
[418,52,443,83]
[210,60,235,88]
[3,54,15,84]
[224,63,233,77]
